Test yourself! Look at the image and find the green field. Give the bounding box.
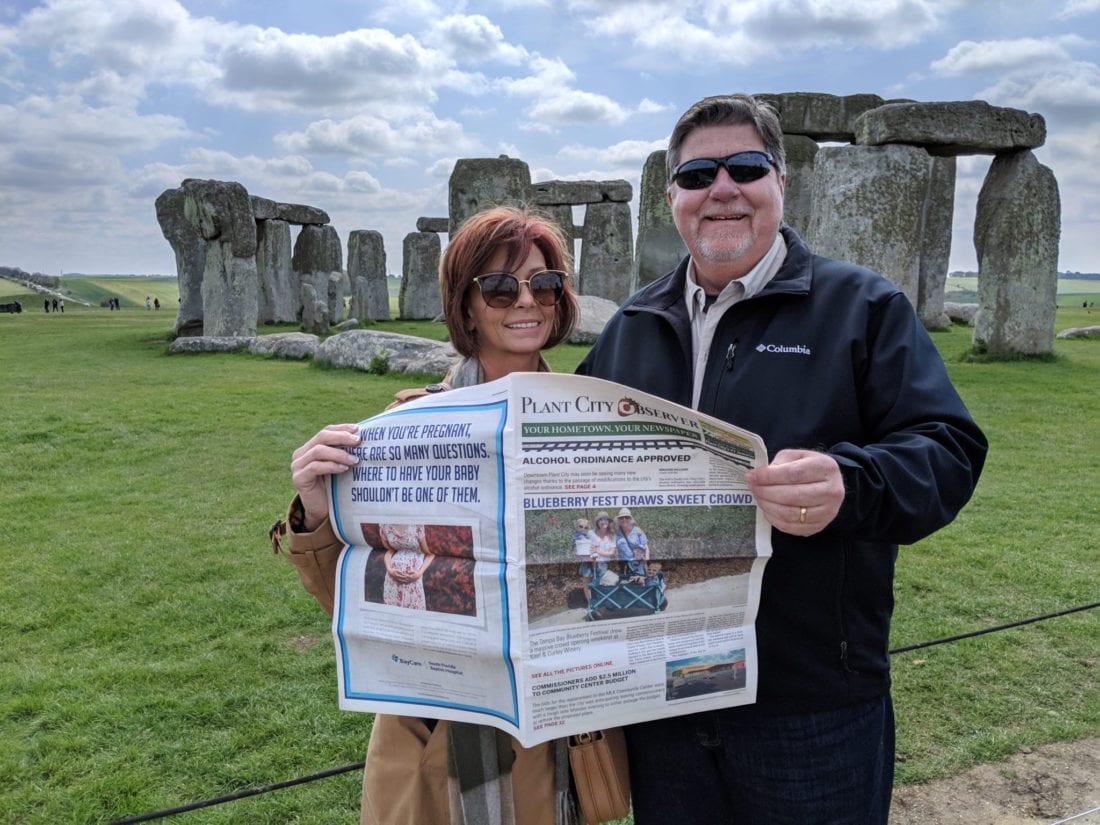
[0,293,1096,823]
[945,275,1100,308]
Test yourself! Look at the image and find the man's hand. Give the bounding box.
[745,449,844,536]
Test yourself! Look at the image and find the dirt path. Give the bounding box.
[890,737,1099,824]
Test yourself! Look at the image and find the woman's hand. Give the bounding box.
[290,424,361,532]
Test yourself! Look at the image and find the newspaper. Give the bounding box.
[329,373,771,748]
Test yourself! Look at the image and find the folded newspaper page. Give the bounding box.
[329,373,771,747]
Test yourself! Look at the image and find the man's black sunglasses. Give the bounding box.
[671,150,777,190]
[471,270,568,308]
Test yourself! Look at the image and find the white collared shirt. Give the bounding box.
[686,234,787,409]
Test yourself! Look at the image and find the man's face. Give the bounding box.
[668,123,786,292]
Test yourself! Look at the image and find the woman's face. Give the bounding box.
[596,518,611,533]
[466,244,558,374]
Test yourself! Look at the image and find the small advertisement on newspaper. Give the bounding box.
[329,373,771,748]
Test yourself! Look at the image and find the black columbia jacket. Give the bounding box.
[577,228,988,712]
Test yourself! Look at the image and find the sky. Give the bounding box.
[1,0,1098,279]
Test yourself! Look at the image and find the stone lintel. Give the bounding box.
[250,195,330,225]
[754,92,911,142]
[530,180,633,205]
[855,101,1046,156]
[416,217,449,233]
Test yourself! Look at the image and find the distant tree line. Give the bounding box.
[949,270,1100,280]
[0,266,59,288]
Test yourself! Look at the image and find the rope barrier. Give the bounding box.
[108,599,1099,823]
[108,762,364,824]
[1049,806,1100,824]
[888,600,1100,655]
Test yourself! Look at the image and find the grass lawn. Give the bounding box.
[0,291,1096,823]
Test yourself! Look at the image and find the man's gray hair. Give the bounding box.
[666,94,786,184]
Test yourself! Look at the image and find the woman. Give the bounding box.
[281,206,579,825]
[379,523,433,610]
[591,511,617,583]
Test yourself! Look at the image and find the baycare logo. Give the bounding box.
[391,654,423,668]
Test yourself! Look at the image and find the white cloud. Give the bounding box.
[213,27,452,112]
[1056,0,1100,17]
[275,112,479,158]
[559,138,667,167]
[425,14,528,64]
[931,36,1085,76]
[976,62,1100,128]
[570,0,942,65]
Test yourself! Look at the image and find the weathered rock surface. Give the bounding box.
[348,229,390,322]
[400,232,441,320]
[855,101,1046,156]
[943,301,979,326]
[249,332,319,359]
[531,180,632,204]
[1056,325,1100,339]
[806,144,933,307]
[569,294,620,344]
[755,92,900,142]
[168,336,254,354]
[973,150,1060,355]
[448,156,532,236]
[250,196,329,225]
[315,330,456,376]
[633,150,686,291]
[256,219,297,324]
[155,186,206,338]
[579,201,633,303]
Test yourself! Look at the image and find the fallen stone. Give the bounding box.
[315,330,456,376]
[169,336,254,354]
[249,332,320,359]
[569,294,619,344]
[1056,325,1100,339]
[943,301,979,326]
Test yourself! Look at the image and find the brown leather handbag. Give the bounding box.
[567,728,631,824]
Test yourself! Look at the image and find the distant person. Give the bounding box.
[51,298,58,312]
[59,298,64,313]
[146,296,152,310]
[154,297,160,310]
[44,298,49,313]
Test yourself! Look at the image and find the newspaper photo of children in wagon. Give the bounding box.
[524,501,760,629]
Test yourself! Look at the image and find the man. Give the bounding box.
[578,94,987,823]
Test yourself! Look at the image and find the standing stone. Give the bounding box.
[781,135,819,238]
[973,150,1060,355]
[200,242,259,337]
[256,219,297,323]
[155,186,206,338]
[579,202,633,303]
[917,156,956,328]
[348,230,390,321]
[539,204,576,252]
[633,150,687,291]
[180,179,258,337]
[299,282,329,336]
[400,232,442,320]
[292,224,343,273]
[327,271,350,324]
[448,156,532,235]
[805,144,932,307]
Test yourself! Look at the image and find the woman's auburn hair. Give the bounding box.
[439,206,579,359]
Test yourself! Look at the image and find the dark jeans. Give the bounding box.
[625,695,894,824]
